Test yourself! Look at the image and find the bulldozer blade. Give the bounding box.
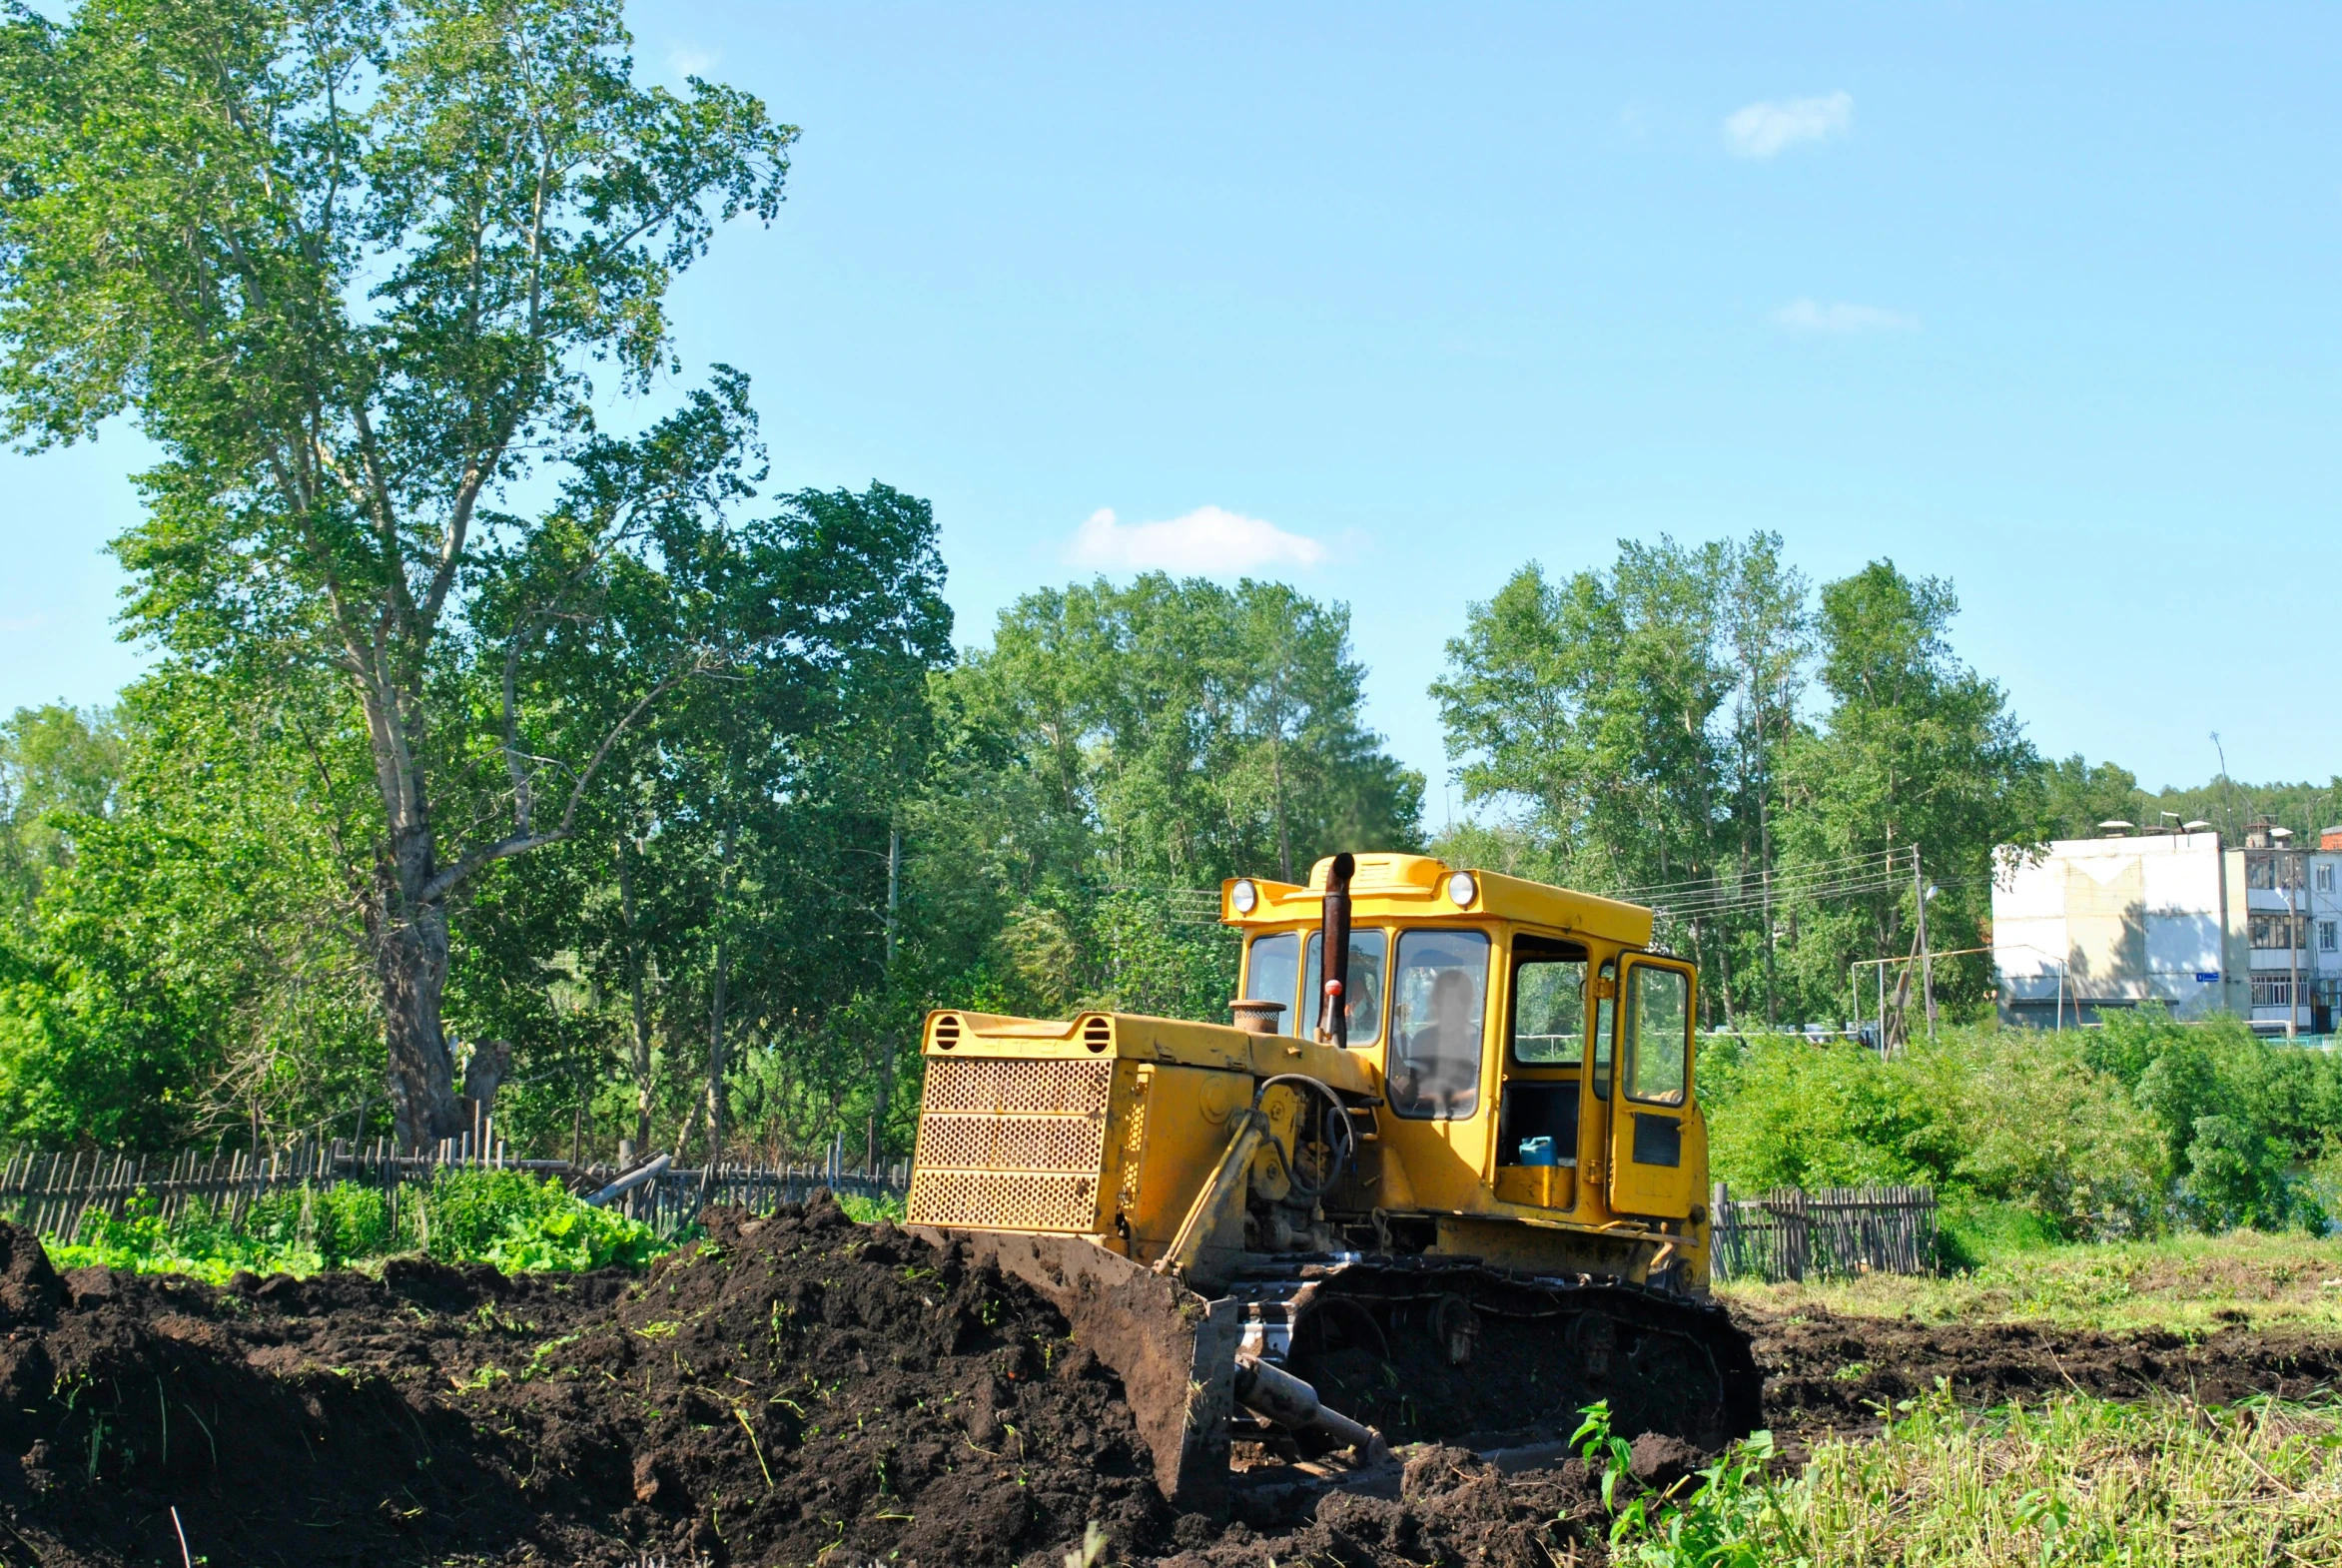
[910,1227,1241,1515]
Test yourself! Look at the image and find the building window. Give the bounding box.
[2247,854,2306,891]
[2249,912,2308,950]
[2323,920,2339,954]
[2320,863,2337,894]
[2251,976,2293,1007]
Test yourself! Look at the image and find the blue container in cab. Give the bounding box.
[1519,1136,1557,1167]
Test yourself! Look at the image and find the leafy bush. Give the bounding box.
[41,1171,665,1281]
[1703,1014,2341,1244]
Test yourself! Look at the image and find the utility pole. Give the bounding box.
[877,821,903,1158]
[1914,847,1937,1038]
[885,824,901,968]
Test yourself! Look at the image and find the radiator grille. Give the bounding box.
[916,1112,1106,1174]
[908,1057,1116,1233]
[906,1169,1102,1232]
[920,1057,1114,1115]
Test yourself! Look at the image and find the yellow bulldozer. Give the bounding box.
[903,851,1760,1512]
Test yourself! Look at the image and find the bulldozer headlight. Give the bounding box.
[1446,871,1478,908]
[1230,878,1259,915]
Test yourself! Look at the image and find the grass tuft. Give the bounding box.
[1589,1388,2342,1567]
[1720,1228,2342,1334]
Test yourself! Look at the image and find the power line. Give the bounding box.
[1606,847,1908,903]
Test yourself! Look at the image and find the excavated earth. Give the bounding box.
[0,1201,2331,1568]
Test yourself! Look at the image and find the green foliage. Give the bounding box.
[1771,562,2041,1023]
[1435,543,2041,1028]
[1719,1227,2342,1335]
[1573,1387,2342,1567]
[0,704,124,924]
[0,671,377,1148]
[949,572,1423,886]
[2146,774,2342,848]
[0,0,812,1147]
[1430,535,1762,910]
[1700,1033,1947,1191]
[873,572,1417,1052]
[1576,1398,1789,1568]
[44,1172,664,1282]
[1087,888,1240,1020]
[1700,1022,2339,1243]
[1788,1387,2342,1565]
[837,1189,906,1224]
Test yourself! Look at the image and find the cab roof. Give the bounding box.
[1219,852,1654,948]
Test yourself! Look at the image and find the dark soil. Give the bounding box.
[0,1206,2335,1568]
[1743,1303,2342,1443]
[0,1199,1170,1567]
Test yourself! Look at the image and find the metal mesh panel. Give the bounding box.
[1114,1080,1148,1216]
[915,1112,1106,1175]
[908,1057,1116,1232]
[920,1058,1114,1116]
[908,1168,1102,1232]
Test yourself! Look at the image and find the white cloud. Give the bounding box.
[1069,506,1326,573]
[667,44,717,79]
[1774,298,1919,334]
[1723,92,1854,159]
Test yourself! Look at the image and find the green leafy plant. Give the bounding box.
[43,1172,666,1281]
[1574,1400,1791,1568]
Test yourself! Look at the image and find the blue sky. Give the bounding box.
[3,2,2337,817]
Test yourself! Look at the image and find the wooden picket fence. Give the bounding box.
[1709,1182,1938,1282]
[0,1136,911,1245]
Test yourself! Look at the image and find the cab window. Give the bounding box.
[1242,932,1300,1035]
[1509,950,1586,1065]
[1303,928,1387,1047]
[1623,965,1690,1105]
[1389,929,1489,1119]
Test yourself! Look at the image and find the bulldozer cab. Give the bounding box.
[1231,853,1704,1228]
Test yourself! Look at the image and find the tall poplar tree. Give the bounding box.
[0,0,794,1146]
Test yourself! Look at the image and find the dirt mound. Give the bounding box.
[1163,1445,1610,1568]
[555,1198,1172,1566]
[6,1206,2342,1568]
[1742,1303,2342,1440]
[0,1199,1174,1566]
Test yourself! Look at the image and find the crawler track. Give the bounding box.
[1230,1257,1762,1451]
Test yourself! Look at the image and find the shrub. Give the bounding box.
[1703,1026,2167,1240]
[40,1171,665,1280]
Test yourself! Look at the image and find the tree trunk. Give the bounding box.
[707,936,727,1166]
[461,1038,512,1117]
[707,826,733,1167]
[618,835,656,1151]
[379,897,458,1151]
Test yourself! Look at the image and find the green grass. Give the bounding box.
[837,1188,906,1224]
[1719,1229,2342,1335]
[42,1169,669,1283]
[1593,1388,2342,1567]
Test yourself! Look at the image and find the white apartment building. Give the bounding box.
[2228,822,2342,1034]
[1991,823,2342,1034]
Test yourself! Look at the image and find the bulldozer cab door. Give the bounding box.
[1607,955,1697,1219]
